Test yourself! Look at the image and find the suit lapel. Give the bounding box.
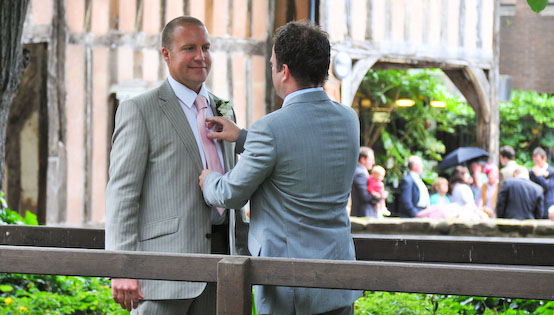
[158,80,203,171]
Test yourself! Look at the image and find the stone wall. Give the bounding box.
[351,217,554,238]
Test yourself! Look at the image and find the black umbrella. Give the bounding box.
[439,147,489,170]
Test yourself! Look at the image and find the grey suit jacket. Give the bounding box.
[105,80,248,300]
[203,90,362,314]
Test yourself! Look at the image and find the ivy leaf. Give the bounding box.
[0,284,14,292]
[527,0,548,13]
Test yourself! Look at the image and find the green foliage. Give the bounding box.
[358,69,474,185]
[355,292,554,315]
[527,0,548,13]
[0,275,126,314]
[359,69,554,188]
[499,90,554,166]
[0,191,124,314]
[0,192,38,225]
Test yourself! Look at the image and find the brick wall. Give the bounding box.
[499,0,554,94]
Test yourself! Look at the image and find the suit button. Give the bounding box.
[205,233,212,239]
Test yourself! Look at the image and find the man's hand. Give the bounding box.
[532,165,545,177]
[199,169,214,190]
[206,117,240,142]
[111,278,144,311]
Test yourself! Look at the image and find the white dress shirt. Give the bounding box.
[167,75,225,170]
[168,76,227,224]
[410,171,430,208]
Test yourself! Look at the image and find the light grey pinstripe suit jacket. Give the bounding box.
[105,80,248,300]
[203,90,362,314]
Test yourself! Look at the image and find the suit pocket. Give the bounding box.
[139,217,179,241]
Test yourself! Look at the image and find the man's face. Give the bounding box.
[270,48,284,99]
[162,24,211,93]
[361,153,375,170]
[533,154,546,167]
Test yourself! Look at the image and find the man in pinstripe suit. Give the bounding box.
[105,16,248,314]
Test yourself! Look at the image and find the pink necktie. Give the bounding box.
[194,95,225,215]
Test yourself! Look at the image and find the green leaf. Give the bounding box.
[23,211,38,226]
[527,0,548,13]
[0,284,13,292]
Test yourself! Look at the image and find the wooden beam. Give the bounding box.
[341,55,380,107]
[2,246,554,300]
[0,245,222,281]
[353,234,554,266]
[217,257,251,315]
[4,226,554,267]
[0,225,104,248]
[248,256,554,300]
[444,66,492,151]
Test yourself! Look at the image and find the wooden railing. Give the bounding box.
[1,225,554,314]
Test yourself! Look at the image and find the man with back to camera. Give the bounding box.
[105,16,248,314]
[199,21,361,315]
[496,166,544,220]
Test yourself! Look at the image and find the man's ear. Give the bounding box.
[161,47,170,63]
[281,64,290,81]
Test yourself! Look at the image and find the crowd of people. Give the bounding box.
[351,145,554,221]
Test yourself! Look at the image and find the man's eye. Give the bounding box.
[203,46,211,51]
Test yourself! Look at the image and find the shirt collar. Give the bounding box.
[282,87,324,108]
[167,75,210,109]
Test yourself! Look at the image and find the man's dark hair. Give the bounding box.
[499,145,515,160]
[161,16,205,50]
[273,21,330,87]
[359,147,373,161]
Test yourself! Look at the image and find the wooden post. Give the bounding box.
[217,257,252,315]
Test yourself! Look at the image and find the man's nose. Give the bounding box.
[193,48,205,61]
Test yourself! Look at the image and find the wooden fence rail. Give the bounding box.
[2,225,554,265]
[1,225,554,314]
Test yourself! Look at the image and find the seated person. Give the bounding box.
[430,177,450,205]
[367,165,390,217]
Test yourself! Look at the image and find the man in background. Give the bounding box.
[499,145,519,187]
[529,147,554,218]
[351,147,381,217]
[397,155,430,217]
[496,166,544,220]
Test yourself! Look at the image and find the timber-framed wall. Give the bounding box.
[10,0,503,227]
[322,0,500,162]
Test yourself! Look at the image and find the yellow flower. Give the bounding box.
[4,297,14,305]
[18,306,28,313]
[532,128,539,135]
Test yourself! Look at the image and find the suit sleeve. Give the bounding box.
[399,178,419,218]
[105,101,148,251]
[495,184,508,218]
[352,171,377,204]
[203,119,276,209]
[534,193,545,219]
[235,129,248,154]
[530,170,554,191]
